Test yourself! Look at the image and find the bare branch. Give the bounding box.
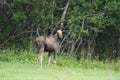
[60,30,71,46]
[52,1,69,33]
[0,27,31,48]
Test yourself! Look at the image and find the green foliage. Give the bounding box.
[0,48,37,63]
[0,0,120,61]
[12,12,26,23]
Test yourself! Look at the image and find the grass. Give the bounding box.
[0,61,120,80]
[0,49,120,80]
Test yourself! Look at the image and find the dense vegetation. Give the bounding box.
[0,0,120,61]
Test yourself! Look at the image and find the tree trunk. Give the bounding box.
[60,1,69,29]
[52,0,69,33]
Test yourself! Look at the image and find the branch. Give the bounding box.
[60,1,69,29]
[60,30,71,46]
[52,1,69,33]
[0,27,31,48]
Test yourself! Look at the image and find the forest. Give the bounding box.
[0,0,120,80]
[0,0,120,61]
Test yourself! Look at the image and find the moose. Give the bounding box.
[35,30,63,68]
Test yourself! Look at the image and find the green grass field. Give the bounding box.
[0,61,120,80]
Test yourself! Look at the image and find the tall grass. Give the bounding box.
[0,48,120,71]
[0,48,37,63]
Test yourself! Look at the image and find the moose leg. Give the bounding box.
[54,51,57,65]
[48,52,51,65]
[38,51,44,68]
[38,44,44,68]
[38,52,43,68]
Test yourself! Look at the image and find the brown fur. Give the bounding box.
[35,30,63,68]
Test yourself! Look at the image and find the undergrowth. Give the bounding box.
[0,48,120,71]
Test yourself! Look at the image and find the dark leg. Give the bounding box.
[54,51,57,65]
[48,52,52,65]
